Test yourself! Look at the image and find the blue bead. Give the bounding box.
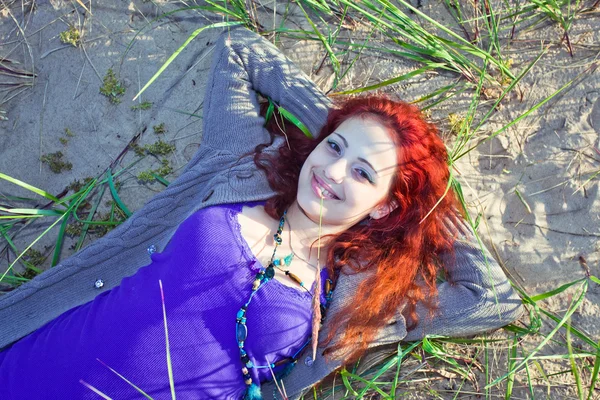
[237,309,245,319]
[265,266,275,279]
[236,323,248,341]
[304,356,314,367]
[273,259,280,266]
[246,360,254,368]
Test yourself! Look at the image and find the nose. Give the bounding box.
[323,158,347,184]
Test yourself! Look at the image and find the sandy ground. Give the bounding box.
[1,0,600,397]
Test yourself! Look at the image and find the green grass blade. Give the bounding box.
[486,280,588,388]
[96,359,154,399]
[277,105,314,138]
[0,172,61,203]
[539,307,600,351]
[530,277,586,302]
[587,340,600,400]
[75,183,106,252]
[296,2,340,87]
[133,22,241,101]
[471,46,548,135]
[79,380,113,399]
[51,208,71,267]
[0,207,64,216]
[456,62,595,160]
[159,280,177,400]
[505,335,518,399]
[334,64,445,95]
[107,169,132,218]
[339,368,360,396]
[151,173,171,187]
[566,319,584,399]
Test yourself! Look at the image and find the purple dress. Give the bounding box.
[0,202,327,399]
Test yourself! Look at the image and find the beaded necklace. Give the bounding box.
[237,210,334,400]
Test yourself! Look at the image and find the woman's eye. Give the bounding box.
[327,140,341,154]
[355,169,373,184]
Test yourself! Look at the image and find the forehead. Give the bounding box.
[332,116,397,174]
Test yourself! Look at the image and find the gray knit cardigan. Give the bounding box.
[0,27,523,399]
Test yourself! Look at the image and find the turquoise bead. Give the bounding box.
[283,254,294,266]
[265,266,275,279]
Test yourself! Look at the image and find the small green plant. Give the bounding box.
[156,158,173,176]
[100,68,126,104]
[15,248,47,280]
[59,128,75,145]
[59,26,81,47]
[65,222,83,237]
[153,123,166,134]
[23,248,46,267]
[137,170,155,183]
[137,159,173,184]
[448,113,465,135]
[144,140,175,156]
[131,101,153,110]
[68,176,93,192]
[41,151,73,173]
[93,212,118,237]
[130,143,147,157]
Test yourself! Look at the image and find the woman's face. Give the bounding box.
[297,115,399,227]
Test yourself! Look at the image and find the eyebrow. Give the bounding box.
[333,132,379,176]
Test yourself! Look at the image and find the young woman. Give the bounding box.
[0,27,523,399]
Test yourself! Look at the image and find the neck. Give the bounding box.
[284,201,348,263]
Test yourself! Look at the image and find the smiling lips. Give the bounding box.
[312,172,340,200]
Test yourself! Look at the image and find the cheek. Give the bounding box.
[346,183,390,210]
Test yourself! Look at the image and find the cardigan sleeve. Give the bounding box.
[402,217,524,341]
[201,27,332,155]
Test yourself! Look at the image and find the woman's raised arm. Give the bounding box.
[201,27,332,154]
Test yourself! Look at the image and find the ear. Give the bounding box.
[369,200,399,220]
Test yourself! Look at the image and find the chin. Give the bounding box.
[296,192,326,222]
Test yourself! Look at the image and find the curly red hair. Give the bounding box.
[254,95,459,362]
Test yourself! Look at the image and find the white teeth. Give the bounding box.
[314,174,339,199]
[319,184,337,199]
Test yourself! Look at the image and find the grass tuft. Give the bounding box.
[40,151,73,173]
[153,123,167,134]
[131,101,153,111]
[59,25,81,47]
[144,140,175,156]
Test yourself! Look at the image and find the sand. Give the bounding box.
[1,0,599,397]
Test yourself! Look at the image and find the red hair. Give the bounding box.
[254,96,459,362]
